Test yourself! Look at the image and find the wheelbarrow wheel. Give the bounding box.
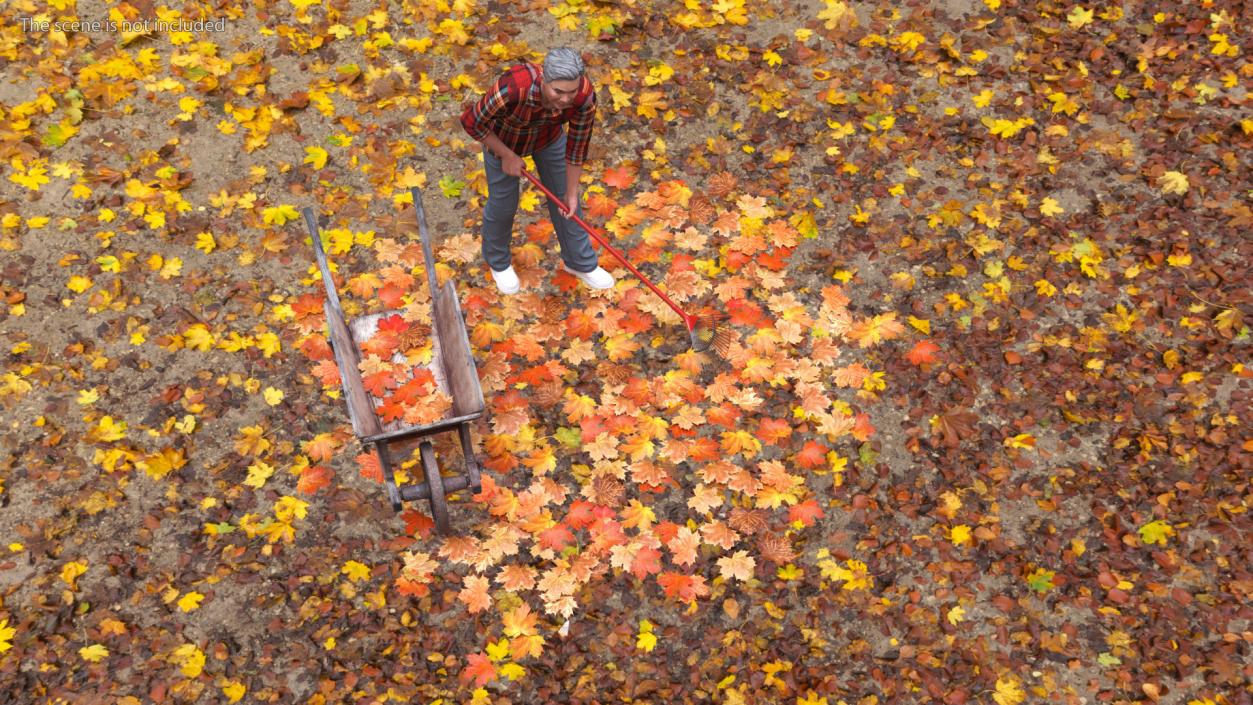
[420,441,450,534]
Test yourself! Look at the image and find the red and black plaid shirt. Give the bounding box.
[460,63,596,166]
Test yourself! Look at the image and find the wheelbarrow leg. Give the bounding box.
[376,442,402,513]
[457,423,482,493]
[419,441,451,534]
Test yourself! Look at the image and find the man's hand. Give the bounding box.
[501,151,524,178]
[562,190,579,219]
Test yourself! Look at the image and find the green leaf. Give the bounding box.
[1026,567,1055,593]
[210,522,236,534]
[1097,652,1121,667]
[43,122,77,148]
[857,442,878,468]
[554,427,581,449]
[439,175,465,198]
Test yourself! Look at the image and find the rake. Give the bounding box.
[522,169,730,354]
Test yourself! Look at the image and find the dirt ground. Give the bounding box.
[0,0,1250,703]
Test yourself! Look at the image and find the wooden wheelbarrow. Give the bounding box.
[301,186,483,533]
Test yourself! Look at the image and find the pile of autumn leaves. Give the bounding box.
[294,175,905,685]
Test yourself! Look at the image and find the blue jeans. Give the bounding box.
[481,132,599,274]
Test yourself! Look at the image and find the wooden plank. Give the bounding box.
[303,207,381,438]
[433,281,485,417]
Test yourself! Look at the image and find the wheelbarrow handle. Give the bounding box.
[520,169,693,328]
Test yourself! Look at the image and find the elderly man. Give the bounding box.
[460,47,615,295]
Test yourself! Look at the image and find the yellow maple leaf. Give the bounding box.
[243,461,274,488]
[177,592,204,612]
[0,619,14,653]
[221,680,247,703]
[342,560,371,583]
[262,205,299,225]
[950,525,972,546]
[1158,171,1189,195]
[262,387,284,406]
[1039,197,1064,217]
[171,643,205,678]
[79,644,109,662]
[1067,6,1094,29]
[637,619,657,652]
[1138,520,1175,545]
[304,146,328,169]
[636,90,667,119]
[67,275,93,293]
[993,676,1025,705]
[946,605,966,625]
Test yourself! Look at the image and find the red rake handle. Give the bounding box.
[521,169,695,330]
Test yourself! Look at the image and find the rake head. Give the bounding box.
[687,309,733,355]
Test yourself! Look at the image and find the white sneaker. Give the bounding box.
[562,263,615,290]
[490,266,520,294]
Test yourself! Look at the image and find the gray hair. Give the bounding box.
[543,48,585,82]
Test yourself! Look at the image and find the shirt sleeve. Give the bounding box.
[564,81,597,166]
[460,72,514,142]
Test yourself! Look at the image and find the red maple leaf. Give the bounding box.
[726,298,768,327]
[377,314,409,333]
[538,523,575,552]
[906,339,941,366]
[297,335,333,361]
[401,509,433,538]
[565,500,598,530]
[794,440,828,469]
[376,397,406,423]
[362,370,397,397]
[788,499,825,527]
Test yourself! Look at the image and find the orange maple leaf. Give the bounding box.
[794,441,828,469]
[357,452,383,482]
[303,433,339,462]
[586,193,618,219]
[603,165,637,189]
[297,465,333,494]
[457,576,491,614]
[906,339,941,365]
[756,417,792,445]
[658,572,710,602]
[847,312,906,348]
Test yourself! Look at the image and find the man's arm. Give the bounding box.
[461,75,524,176]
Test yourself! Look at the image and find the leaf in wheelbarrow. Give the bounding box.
[439,174,465,198]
